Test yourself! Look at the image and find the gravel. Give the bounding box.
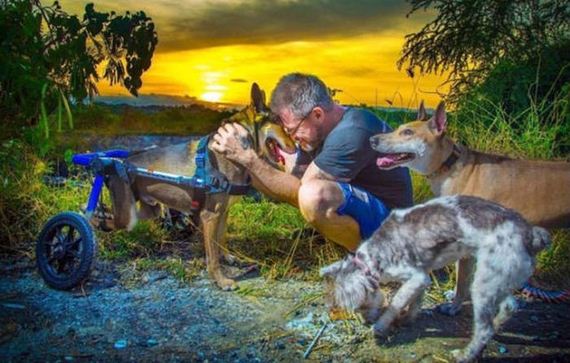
[1,258,569,362]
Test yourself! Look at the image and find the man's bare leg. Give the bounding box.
[298,180,361,251]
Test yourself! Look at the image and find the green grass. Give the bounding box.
[449,97,566,159]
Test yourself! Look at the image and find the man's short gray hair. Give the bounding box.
[270,73,334,119]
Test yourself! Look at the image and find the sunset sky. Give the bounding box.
[64,0,449,108]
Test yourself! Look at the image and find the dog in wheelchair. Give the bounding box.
[104,83,297,290]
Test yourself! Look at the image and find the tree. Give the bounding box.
[0,0,158,134]
[398,0,570,98]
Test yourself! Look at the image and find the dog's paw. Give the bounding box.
[216,277,238,291]
[436,302,462,316]
[372,321,392,340]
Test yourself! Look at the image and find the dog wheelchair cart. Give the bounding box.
[36,140,249,290]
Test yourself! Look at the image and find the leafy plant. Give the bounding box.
[0,0,158,137]
[399,0,569,99]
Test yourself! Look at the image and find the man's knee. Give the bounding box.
[298,180,342,223]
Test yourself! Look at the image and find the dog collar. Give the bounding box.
[351,254,380,289]
[428,144,462,178]
[352,254,371,274]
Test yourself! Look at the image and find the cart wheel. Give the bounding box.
[36,212,96,290]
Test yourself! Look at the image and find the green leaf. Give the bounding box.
[40,83,50,139]
[57,93,62,132]
[59,88,74,129]
[63,149,74,165]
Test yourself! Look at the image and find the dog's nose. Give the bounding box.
[369,136,378,149]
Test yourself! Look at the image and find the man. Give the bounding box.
[211,73,413,251]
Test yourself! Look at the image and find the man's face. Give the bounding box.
[276,107,322,152]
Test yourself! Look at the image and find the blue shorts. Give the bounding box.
[336,183,391,240]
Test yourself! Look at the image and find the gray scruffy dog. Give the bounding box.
[321,195,550,363]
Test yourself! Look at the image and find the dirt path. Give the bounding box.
[1,258,569,362]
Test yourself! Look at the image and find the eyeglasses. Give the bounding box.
[278,108,313,136]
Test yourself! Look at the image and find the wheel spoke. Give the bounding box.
[56,260,66,274]
[64,226,76,245]
[67,237,81,248]
[45,236,58,246]
[66,249,80,259]
[53,225,65,244]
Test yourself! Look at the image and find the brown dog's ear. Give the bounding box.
[428,101,446,134]
[417,100,428,121]
[261,89,267,108]
[320,261,343,278]
[251,82,268,114]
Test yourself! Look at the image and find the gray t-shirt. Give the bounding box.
[313,108,413,209]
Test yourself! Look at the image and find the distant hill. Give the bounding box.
[94,93,243,111]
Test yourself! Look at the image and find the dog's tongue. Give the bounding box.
[272,143,286,165]
[376,156,395,168]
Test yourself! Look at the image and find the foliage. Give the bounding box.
[451,81,570,157]
[0,139,90,248]
[453,43,570,155]
[456,42,570,114]
[0,0,158,135]
[371,107,418,129]
[399,0,570,98]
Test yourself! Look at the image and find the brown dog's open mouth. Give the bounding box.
[266,138,287,165]
[376,153,415,169]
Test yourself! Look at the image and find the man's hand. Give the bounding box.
[211,123,258,167]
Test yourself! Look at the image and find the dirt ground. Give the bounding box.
[1,258,569,363]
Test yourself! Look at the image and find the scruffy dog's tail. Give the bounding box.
[529,226,551,255]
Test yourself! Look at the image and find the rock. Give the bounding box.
[286,312,314,330]
[146,338,158,347]
[498,345,508,354]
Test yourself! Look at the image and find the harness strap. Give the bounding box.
[195,136,251,195]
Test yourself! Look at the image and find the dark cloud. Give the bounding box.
[153,0,429,52]
[230,78,249,83]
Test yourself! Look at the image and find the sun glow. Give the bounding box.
[98,34,449,107]
[200,91,223,103]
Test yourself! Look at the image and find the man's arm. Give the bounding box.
[245,157,300,207]
[211,123,300,207]
[301,160,348,184]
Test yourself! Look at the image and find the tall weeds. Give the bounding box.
[452,83,569,159]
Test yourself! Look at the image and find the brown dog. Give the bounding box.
[105,84,296,290]
[369,101,570,314]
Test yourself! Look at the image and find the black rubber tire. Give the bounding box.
[36,212,97,290]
